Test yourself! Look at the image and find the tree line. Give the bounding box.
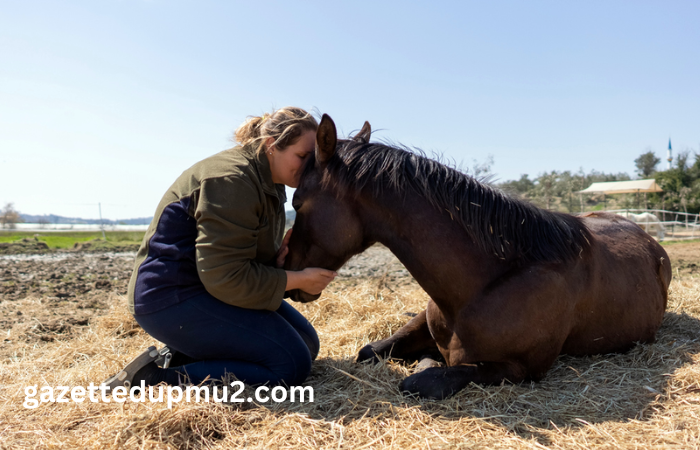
[495,147,700,214]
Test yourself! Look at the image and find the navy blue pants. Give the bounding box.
[134,292,319,386]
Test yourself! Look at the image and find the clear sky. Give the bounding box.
[1,1,698,220]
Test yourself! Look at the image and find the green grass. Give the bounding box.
[0,231,145,250]
[660,238,700,247]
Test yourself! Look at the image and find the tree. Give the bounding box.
[635,149,660,178]
[0,203,22,229]
[471,155,494,179]
[499,174,535,195]
[498,169,631,212]
[654,150,700,214]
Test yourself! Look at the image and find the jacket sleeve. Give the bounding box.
[193,174,287,311]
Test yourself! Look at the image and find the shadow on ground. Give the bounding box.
[230,309,699,444]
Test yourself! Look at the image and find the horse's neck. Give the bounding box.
[358,191,509,309]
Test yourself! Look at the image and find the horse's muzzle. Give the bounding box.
[287,289,321,303]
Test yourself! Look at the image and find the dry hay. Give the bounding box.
[1,274,699,450]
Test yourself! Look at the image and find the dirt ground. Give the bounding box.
[0,243,415,360]
[662,241,700,276]
[0,251,134,359]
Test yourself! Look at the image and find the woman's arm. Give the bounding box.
[195,175,288,310]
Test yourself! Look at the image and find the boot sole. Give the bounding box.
[101,346,159,391]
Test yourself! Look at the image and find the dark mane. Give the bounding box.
[321,140,592,263]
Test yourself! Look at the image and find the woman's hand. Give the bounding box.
[285,268,338,295]
[278,228,337,295]
[275,229,293,268]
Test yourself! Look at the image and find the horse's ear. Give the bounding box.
[353,121,372,143]
[316,114,337,165]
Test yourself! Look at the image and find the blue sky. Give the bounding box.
[1,1,698,219]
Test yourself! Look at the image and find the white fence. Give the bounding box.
[605,209,700,241]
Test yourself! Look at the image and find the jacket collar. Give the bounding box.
[244,145,287,203]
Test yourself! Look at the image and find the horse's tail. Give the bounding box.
[657,254,672,309]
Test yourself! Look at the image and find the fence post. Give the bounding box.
[98,203,106,240]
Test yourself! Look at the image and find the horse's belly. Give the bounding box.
[562,216,670,355]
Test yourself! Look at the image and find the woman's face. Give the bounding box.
[267,130,316,188]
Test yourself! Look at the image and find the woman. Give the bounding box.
[103,107,337,390]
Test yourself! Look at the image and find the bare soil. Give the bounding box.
[0,243,415,360]
[0,251,135,359]
[662,240,700,276]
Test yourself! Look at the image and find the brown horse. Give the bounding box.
[285,115,672,399]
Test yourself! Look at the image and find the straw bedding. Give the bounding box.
[1,247,698,449]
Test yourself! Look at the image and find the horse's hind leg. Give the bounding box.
[356,309,441,363]
[399,361,528,399]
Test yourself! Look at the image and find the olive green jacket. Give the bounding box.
[127,144,287,315]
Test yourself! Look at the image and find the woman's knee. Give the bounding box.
[276,301,320,360]
[297,328,320,361]
[272,351,312,386]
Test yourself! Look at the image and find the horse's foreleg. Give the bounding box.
[399,361,528,399]
[356,309,440,363]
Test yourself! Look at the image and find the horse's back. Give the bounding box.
[581,211,670,296]
[562,212,671,355]
[580,212,666,260]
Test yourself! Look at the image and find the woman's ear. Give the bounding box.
[265,137,276,153]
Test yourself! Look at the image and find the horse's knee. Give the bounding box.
[356,342,386,364]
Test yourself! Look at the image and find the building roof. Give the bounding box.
[578,179,663,194]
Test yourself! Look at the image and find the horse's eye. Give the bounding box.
[292,200,302,211]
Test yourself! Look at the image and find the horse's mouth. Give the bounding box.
[287,289,321,303]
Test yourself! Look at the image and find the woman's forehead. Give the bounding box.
[287,129,314,152]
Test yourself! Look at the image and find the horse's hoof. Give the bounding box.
[356,345,382,364]
[399,368,452,400]
[400,366,474,399]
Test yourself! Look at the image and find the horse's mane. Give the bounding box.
[320,140,592,263]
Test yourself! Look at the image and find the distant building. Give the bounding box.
[667,138,673,170]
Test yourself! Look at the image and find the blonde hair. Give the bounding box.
[234,107,318,155]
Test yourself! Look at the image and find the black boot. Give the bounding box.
[101,346,159,391]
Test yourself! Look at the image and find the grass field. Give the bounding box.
[0,231,145,250]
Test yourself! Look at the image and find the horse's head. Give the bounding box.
[284,114,374,302]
